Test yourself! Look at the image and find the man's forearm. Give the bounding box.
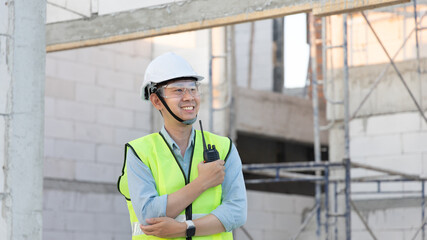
[140,214,226,238]
[193,214,226,236]
[167,160,225,218]
[166,177,208,218]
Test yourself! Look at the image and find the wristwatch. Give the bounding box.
[185,220,196,237]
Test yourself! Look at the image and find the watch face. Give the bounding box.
[187,226,196,237]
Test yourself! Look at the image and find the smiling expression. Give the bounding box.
[152,79,201,124]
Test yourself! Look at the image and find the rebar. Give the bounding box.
[423,181,425,240]
[413,0,424,122]
[334,182,338,240]
[350,26,417,120]
[325,167,330,240]
[47,1,89,18]
[411,215,427,240]
[350,201,378,240]
[239,226,254,240]
[343,13,352,240]
[309,14,323,239]
[290,204,319,240]
[362,11,427,124]
[248,22,255,89]
[208,29,214,132]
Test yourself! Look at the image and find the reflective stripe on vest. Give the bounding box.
[117,130,233,240]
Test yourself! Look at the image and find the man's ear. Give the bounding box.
[150,93,163,111]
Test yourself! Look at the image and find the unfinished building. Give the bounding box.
[1,0,426,240]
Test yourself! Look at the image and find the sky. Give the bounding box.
[284,13,310,89]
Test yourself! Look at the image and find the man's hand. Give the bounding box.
[140,217,186,238]
[164,160,226,219]
[196,160,225,190]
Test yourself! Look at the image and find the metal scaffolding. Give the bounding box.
[242,161,426,240]
[239,1,427,239]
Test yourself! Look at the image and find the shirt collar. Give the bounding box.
[160,126,195,151]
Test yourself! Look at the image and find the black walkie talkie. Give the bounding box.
[199,120,220,163]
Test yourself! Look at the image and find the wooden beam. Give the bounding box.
[46,0,409,52]
[313,0,410,16]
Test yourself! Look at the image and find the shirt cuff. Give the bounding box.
[210,208,235,232]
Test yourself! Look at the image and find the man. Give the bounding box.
[117,52,247,240]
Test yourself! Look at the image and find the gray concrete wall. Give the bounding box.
[43,179,129,239]
[351,197,424,239]
[328,58,427,179]
[235,20,274,91]
[327,57,427,238]
[44,40,153,239]
[235,190,315,240]
[327,58,427,120]
[236,87,328,145]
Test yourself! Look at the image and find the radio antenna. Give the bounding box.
[199,120,219,163]
[199,120,208,151]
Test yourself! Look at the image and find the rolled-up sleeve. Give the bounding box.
[210,144,247,232]
[126,148,167,225]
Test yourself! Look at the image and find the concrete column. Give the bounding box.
[211,27,228,136]
[0,0,45,239]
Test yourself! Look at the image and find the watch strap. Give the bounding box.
[185,220,196,238]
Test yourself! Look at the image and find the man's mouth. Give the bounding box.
[182,106,195,110]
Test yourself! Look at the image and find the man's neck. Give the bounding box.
[164,122,192,155]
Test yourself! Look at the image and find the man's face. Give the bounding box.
[158,79,201,122]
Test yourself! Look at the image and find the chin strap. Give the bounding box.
[182,117,197,125]
[156,92,197,125]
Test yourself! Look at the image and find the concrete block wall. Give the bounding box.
[234,190,315,240]
[235,20,273,91]
[351,198,424,240]
[326,51,427,238]
[323,10,427,232]
[345,111,427,239]
[328,4,427,68]
[236,87,328,144]
[45,40,152,183]
[350,111,427,196]
[327,58,427,121]
[234,191,424,240]
[44,39,153,239]
[43,181,130,240]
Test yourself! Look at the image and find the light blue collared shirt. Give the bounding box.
[126,126,247,232]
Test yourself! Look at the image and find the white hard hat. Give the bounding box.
[141,52,204,100]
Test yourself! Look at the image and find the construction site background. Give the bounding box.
[1,0,427,240]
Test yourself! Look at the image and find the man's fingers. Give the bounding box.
[140,219,164,235]
[140,225,154,234]
[199,160,224,166]
[145,218,155,224]
[146,217,164,224]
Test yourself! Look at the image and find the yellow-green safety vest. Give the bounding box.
[117,130,233,240]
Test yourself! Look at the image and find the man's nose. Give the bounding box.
[181,88,194,100]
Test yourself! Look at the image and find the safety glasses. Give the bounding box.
[159,81,202,99]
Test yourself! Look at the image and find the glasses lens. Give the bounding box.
[161,81,201,98]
